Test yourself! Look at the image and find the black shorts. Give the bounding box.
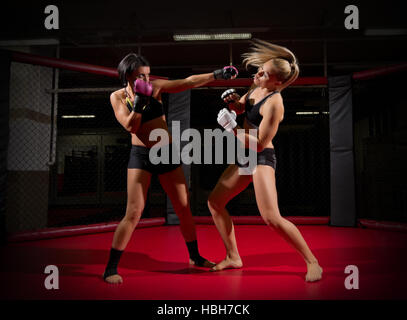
[127,145,182,175]
[236,148,277,171]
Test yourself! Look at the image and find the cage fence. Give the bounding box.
[353,72,407,222]
[6,59,331,235]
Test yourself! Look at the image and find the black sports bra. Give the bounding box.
[244,89,279,128]
[125,92,165,124]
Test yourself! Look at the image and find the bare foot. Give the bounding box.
[189,258,216,268]
[103,273,123,284]
[210,257,243,271]
[305,262,323,282]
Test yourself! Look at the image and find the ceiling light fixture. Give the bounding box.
[296,111,329,115]
[62,115,96,119]
[173,33,252,41]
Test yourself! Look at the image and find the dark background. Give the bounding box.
[1,1,406,76]
[1,0,406,229]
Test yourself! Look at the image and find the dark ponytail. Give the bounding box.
[117,53,150,87]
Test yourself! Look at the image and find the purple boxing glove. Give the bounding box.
[213,66,239,80]
[133,79,153,96]
[131,79,153,113]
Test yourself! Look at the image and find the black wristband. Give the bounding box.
[213,69,223,80]
[133,94,150,113]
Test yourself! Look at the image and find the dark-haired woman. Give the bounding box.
[103,53,238,284]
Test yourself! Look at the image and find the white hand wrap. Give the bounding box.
[217,108,237,132]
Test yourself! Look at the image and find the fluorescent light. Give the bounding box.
[62,115,96,119]
[364,29,407,36]
[0,38,60,46]
[296,112,319,115]
[296,111,329,115]
[173,33,252,41]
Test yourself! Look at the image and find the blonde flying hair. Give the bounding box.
[242,39,299,90]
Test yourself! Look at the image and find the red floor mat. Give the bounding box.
[1,225,406,300]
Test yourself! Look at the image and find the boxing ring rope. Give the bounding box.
[204,76,328,88]
[13,50,405,84]
[7,216,331,243]
[6,50,407,243]
[10,50,326,87]
[352,62,407,80]
[8,213,406,242]
[357,219,407,233]
[7,217,166,242]
[11,51,167,80]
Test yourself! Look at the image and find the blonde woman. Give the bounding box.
[209,39,323,282]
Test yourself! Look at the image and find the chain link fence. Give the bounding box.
[48,69,168,228]
[7,62,53,232]
[6,60,331,234]
[7,64,168,233]
[190,87,330,217]
[353,72,407,222]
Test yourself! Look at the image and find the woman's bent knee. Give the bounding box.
[124,208,143,226]
[263,216,283,230]
[207,195,225,214]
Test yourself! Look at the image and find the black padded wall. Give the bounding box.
[328,75,356,227]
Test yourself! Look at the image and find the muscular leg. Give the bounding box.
[104,168,152,284]
[207,165,253,271]
[252,165,323,282]
[158,166,214,268]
